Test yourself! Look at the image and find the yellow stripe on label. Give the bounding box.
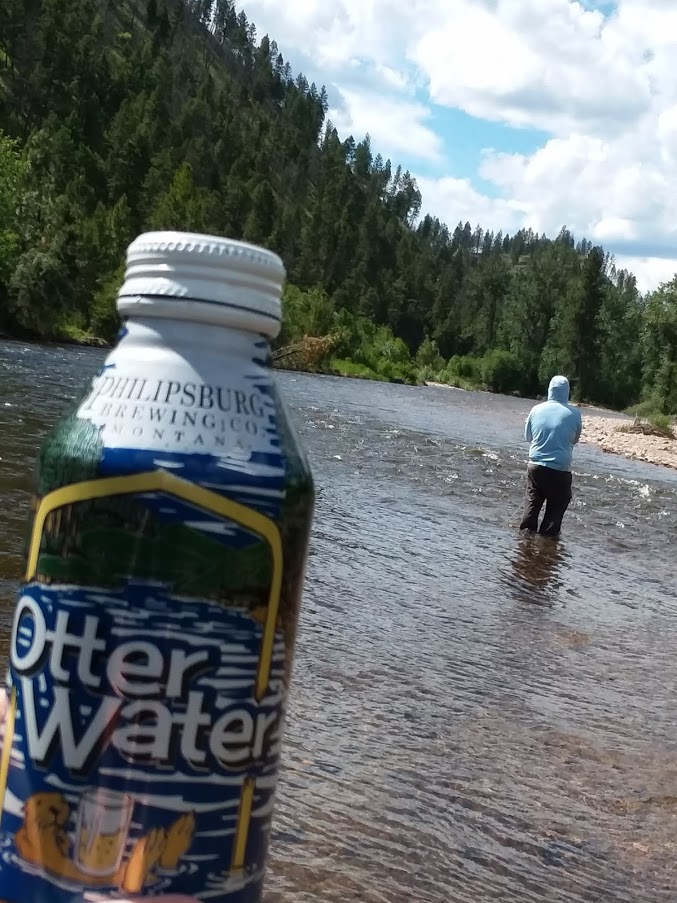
[27,471,284,698]
[231,777,255,871]
[26,472,285,874]
[0,687,17,813]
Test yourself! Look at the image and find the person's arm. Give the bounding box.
[524,413,532,442]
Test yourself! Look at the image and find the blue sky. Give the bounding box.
[239,0,677,291]
[385,104,548,187]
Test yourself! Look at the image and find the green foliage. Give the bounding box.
[542,246,608,401]
[329,358,386,381]
[480,350,525,395]
[147,163,220,233]
[278,284,334,346]
[0,0,674,408]
[90,263,124,339]
[640,277,677,413]
[447,355,483,384]
[0,132,28,289]
[648,413,674,437]
[8,238,73,338]
[415,336,444,370]
[626,398,663,418]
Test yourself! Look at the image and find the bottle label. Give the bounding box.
[76,364,279,461]
[0,358,293,902]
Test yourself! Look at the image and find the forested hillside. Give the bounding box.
[1,0,677,411]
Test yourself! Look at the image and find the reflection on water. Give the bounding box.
[507,534,568,606]
[1,344,677,902]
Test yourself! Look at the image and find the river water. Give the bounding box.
[1,340,676,902]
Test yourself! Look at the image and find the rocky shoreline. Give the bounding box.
[581,416,677,470]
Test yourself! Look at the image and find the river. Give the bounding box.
[1,340,676,901]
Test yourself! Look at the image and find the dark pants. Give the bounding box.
[519,463,572,538]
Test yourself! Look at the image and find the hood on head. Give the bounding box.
[548,375,570,403]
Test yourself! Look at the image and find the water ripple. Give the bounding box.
[1,347,676,900]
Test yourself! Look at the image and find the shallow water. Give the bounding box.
[1,342,676,901]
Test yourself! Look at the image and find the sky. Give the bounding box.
[235,0,677,293]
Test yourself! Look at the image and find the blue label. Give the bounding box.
[1,581,285,901]
[0,356,304,902]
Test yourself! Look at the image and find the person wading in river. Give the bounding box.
[520,375,582,538]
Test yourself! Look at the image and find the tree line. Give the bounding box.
[1,0,677,412]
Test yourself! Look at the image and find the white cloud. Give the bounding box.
[236,0,677,292]
[371,64,411,94]
[415,175,525,230]
[245,0,663,136]
[416,124,677,290]
[613,256,677,292]
[410,0,651,135]
[476,131,674,241]
[330,88,443,163]
[241,0,421,72]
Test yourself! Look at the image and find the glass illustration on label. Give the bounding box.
[0,470,285,900]
[75,790,134,876]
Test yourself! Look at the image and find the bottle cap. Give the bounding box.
[117,231,286,338]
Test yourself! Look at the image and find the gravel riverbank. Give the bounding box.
[581,416,677,470]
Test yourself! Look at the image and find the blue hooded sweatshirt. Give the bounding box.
[524,375,582,472]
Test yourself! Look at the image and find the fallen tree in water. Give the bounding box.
[617,416,674,439]
[272,332,419,383]
[272,334,340,372]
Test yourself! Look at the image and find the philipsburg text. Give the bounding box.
[82,374,267,418]
[78,373,271,448]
